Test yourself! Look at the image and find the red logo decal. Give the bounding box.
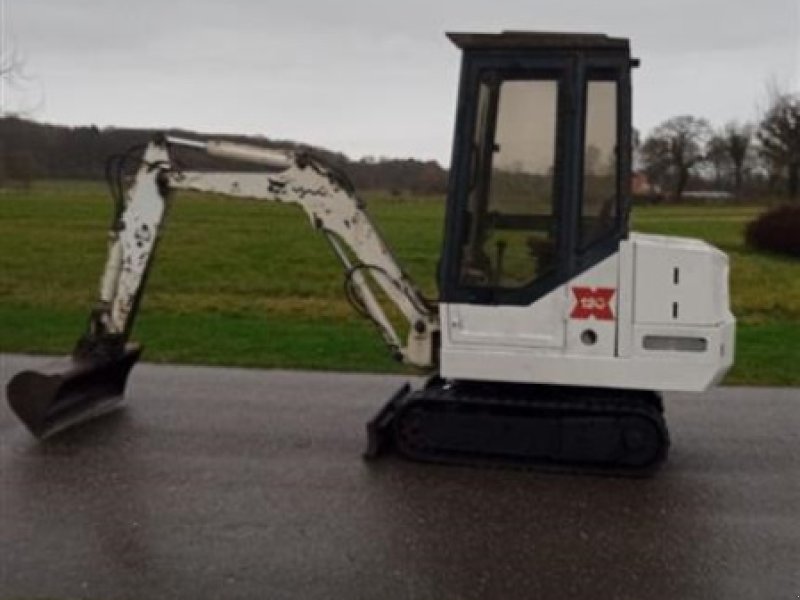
[571,287,616,320]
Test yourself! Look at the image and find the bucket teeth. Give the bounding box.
[6,344,142,439]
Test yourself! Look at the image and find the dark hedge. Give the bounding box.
[745,205,800,258]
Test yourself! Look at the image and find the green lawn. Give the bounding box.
[0,181,798,385]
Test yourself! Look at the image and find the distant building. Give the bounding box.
[682,190,734,200]
[632,171,661,196]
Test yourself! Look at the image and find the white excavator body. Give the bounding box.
[440,234,735,391]
[6,31,735,475]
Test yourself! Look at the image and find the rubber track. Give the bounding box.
[390,380,670,477]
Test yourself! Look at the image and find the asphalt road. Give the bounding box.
[1,354,798,600]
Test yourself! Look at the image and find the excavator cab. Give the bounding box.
[440,32,633,306]
[434,32,732,397]
[366,33,732,472]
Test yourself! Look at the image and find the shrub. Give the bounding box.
[745,205,800,257]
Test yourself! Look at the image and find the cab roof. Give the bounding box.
[446,31,629,52]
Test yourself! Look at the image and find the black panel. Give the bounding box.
[446,31,629,52]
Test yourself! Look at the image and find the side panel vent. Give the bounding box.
[643,335,707,353]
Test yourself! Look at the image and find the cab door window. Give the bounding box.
[459,73,560,290]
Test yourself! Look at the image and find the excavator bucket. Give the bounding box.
[6,344,142,439]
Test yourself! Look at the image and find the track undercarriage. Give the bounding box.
[367,378,669,476]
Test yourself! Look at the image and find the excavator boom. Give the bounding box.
[7,135,438,438]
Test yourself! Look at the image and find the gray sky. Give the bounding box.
[2,0,798,164]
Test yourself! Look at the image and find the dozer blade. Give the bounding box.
[6,343,142,439]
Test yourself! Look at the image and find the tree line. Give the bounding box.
[0,117,448,194]
[1,92,798,201]
[639,90,800,201]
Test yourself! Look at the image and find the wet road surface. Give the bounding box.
[1,354,798,600]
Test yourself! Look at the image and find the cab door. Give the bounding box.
[439,48,631,352]
[443,64,571,348]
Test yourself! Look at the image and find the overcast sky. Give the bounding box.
[2,0,798,164]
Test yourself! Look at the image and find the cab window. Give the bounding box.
[458,73,560,290]
[580,74,619,249]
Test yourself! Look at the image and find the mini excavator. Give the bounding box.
[7,32,735,475]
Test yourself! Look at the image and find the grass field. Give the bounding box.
[1,181,798,385]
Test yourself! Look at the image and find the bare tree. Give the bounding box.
[0,36,37,118]
[723,121,753,196]
[758,93,800,200]
[0,44,24,115]
[0,42,40,188]
[1,48,21,76]
[642,115,712,201]
[0,43,20,184]
[706,134,729,188]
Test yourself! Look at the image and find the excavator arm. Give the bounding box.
[7,135,438,438]
[162,136,438,366]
